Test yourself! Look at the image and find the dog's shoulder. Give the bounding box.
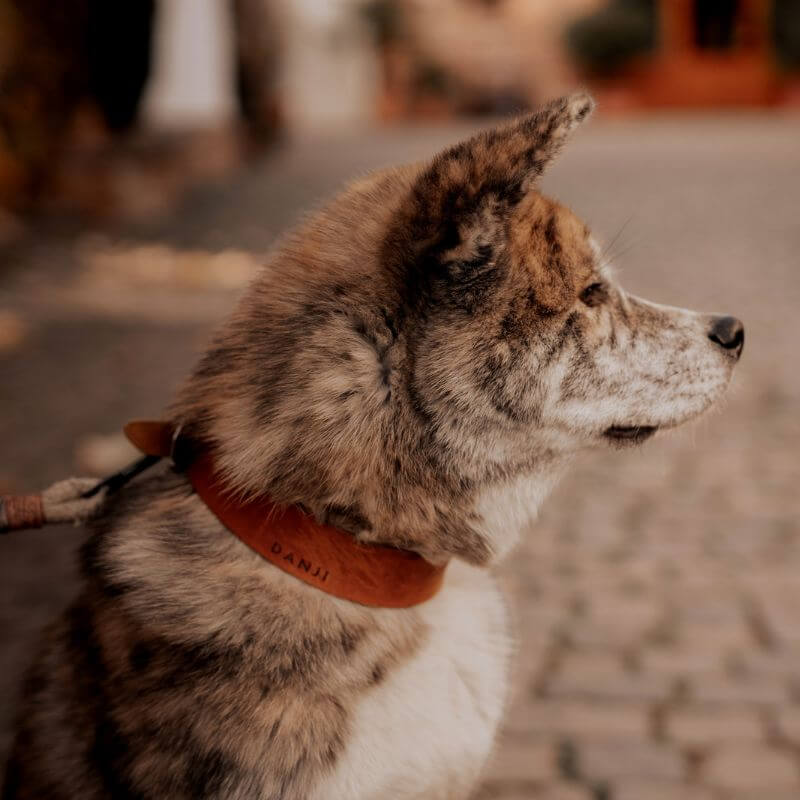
[8,470,508,799]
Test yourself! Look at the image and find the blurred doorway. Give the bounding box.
[694,0,740,50]
[642,0,778,106]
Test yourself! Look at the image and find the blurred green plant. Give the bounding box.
[565,0,657,77]
[774,0,800,68]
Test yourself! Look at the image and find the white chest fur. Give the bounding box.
[310,562,511,800]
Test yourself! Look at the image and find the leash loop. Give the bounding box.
[1,419,180,533]
[1,477,108,534]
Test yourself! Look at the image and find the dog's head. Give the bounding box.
[174,93,742,564]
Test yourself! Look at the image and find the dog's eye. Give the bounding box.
[579,282,607,307]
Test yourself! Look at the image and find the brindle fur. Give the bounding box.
[3,93,740,799]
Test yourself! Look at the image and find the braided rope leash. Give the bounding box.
[1,478,109,533]
[0,423,174,534]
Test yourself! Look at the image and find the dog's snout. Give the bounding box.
[708,315,744,358]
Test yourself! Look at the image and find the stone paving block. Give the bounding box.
[757,603,800,648]
[666,707,764,748]
[678,597,744,625]
[484,740,559,783]
[474,781,591,800]
[565,603,661,650]
[614,780,715,800]
[556,651,625,677]
[577,741,685,783]
[536,782,592,800]
[776,708,800,745]
[515,607,568,643]
[544,652,671,703]
[735,649,800,682]
[686,674,790,707]
[503,700,650,740]
[702,744,800,792]
[514,637,551,671]
[641,646,723,678]
[472,782,536,800]
[678,624,754,653]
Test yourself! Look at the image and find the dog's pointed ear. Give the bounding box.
[392,93,594,303]
[412,92,594,226]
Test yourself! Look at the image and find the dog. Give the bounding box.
[3,92,743,799]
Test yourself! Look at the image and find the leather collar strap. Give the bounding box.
[124,421,446,608]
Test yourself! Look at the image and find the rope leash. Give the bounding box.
[0,454,163,534]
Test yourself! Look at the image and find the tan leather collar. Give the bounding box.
[124,421,446,608]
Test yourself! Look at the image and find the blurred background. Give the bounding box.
[1,1,799,798]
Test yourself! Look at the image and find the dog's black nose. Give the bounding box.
[708,315,744,357]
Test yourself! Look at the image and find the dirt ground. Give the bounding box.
[1,113,799,799]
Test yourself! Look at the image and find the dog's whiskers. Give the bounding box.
[601,215,635,263]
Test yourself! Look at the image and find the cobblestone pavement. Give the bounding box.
[2,113,799,799]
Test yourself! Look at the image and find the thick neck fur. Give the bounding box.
[169,177,565,566]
